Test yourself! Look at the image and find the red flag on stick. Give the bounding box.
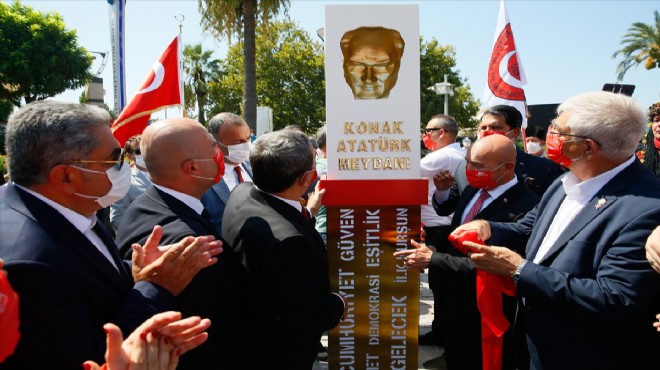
[483,0,528,129]
[112,36,183,146]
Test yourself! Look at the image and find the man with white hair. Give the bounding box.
[455,91,660,370]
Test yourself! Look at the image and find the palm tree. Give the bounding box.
[612,10,660,81]
[182,44,220,126]
[198,0,289,130]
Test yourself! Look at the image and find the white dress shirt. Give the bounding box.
[153,183,205,215]
[15,183,118,270]
[420,142,467,227]
[223,163,253,191]
[532,156,635,263]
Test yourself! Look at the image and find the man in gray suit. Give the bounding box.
[201,113,253,236]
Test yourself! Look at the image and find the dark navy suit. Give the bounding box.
[115,185,250,370]
[222,183,344,370]
[432,179,539,370]
[489,160,660,370]
[0,184,175,369]
[200,162,252,236]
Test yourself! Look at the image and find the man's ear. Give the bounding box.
[182,159,197,175]
[511,127,522,139]
[49,164,79,194]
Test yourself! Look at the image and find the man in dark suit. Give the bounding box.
[222,130,346,370]
[0,101,221,369]
[201,112,253,236]
[396,134,539,370]
[476,105,564,197]
[459,91,660,370]
[115,117,250,370]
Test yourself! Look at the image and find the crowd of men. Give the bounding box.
[1,90,660,370]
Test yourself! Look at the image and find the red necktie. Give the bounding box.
[301,207,310,221]
[463,190,490,223]
[234,166,244,183]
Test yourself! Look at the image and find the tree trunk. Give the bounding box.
[242,0,257,131]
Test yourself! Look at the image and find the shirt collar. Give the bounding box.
[14,183,96,234]
[561,155,635,202]
[485,176,518,200]
[152,183,205,215]
[256,186,303,213]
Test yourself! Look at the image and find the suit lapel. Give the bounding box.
[525,184,566,260]
[536,195,617,264]
[7,185,132,290]
[477,182,525,220]
[212,181,231,204]
[251,187,326,249]
[532,161,638,264]
[148,186,219,238]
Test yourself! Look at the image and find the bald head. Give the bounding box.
[142,117,217,190]
[470,134,516,163]
[466,134,517,187]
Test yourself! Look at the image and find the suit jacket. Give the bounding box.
[201,161,253,236]
[430,179,539,370]
[489,160,660,370]
[221,183,345,370]
[110,166,151,232]
[115,186,250,370]
[0,184,175,369]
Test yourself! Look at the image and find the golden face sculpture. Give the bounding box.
[340,26,405,100]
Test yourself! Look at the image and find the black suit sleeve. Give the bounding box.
[432,182,461,217]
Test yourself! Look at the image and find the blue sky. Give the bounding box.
[19,0,660,120]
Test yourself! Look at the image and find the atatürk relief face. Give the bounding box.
[341,26,405,100]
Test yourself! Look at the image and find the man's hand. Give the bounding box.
[465,242,523,277]
[432,170,456,191]
[451,220,491,242]
[644,225,660,274]
[133,235,223,295]
[306,175,327,217]
[393,239,434,271]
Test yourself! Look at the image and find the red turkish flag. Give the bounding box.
[0,268,20,363]
[483,0,528,128]
[112,36,183,146]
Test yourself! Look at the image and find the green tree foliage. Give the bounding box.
[183,44,221,126]
[420,38,480,130]
[198,0,290,129]
[208,19,325,133]
[612,10,660,81]
[0,1,92,107]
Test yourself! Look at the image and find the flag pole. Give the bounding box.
[176,14,186,118]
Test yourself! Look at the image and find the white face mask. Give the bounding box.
[526,141,542,154]
[135,154,147,169]
[72,163,132,208]
[223,142,251,164]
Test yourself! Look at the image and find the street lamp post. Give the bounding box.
[428,74,454,115]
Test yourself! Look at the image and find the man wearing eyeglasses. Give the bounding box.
[455,92,660,370]
[418,114,466,347]
[0,100,222,369]
[110,134,152,232]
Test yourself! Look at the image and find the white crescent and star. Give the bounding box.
[498,50,524,88]
[136,62,165,94]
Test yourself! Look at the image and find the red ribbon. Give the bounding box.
[448,230,516,370]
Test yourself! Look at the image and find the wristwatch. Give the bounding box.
[512,259,528,285]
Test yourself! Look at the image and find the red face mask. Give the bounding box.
[465,163,504,189]
[212,147,226,183]
[545,131,573,168]
[478,129,515,139]
[422,133,437,151]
